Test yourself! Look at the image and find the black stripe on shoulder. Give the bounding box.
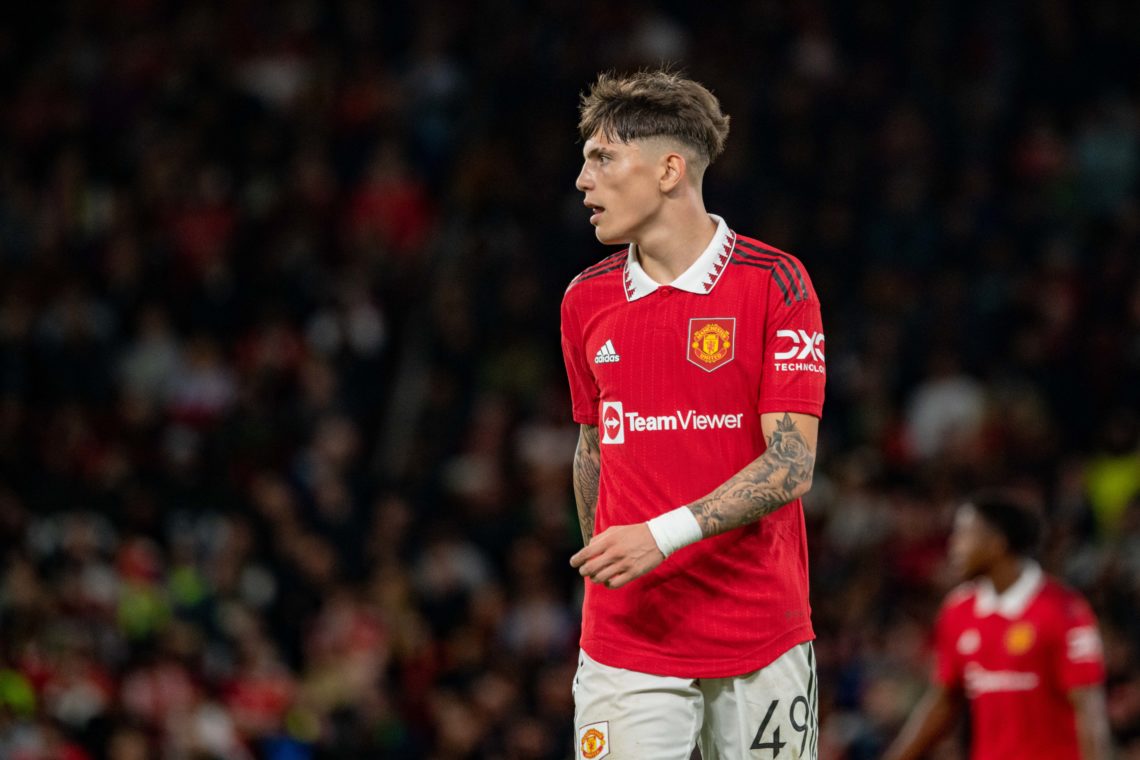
[729,258,792,306]
[575,261,625,284]
[735,239,809,301]
[735,247,803,303]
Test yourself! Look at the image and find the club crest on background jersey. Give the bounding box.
[688,318,735,371]
[1005,622,1036,655]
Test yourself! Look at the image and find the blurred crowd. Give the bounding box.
[1,1,1139,758]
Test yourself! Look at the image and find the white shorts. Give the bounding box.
[573,642,818,760]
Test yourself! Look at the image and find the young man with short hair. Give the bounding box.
[884,493,1111,760]
[561,69,826,759]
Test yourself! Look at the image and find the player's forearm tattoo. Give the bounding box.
[687,413,814,537]
[573,424,601,544]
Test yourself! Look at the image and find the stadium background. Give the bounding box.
[1,0,1138,758]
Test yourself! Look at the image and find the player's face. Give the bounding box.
[575,131,665,245]
[948,504,1002,580]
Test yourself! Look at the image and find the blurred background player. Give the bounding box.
[562,70,825,759]
[884,492,1111,760]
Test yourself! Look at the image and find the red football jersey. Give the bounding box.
[934,563,1106,760]
[560,216,825,678]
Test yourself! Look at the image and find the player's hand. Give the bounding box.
[570,523,665,589]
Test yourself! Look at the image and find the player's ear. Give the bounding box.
[659,151,686,193]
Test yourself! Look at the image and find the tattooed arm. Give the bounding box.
[571,411,819,588]
[572,424,601,544]
[687,411,819,538]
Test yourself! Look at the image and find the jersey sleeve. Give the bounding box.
[932,601,964,689]
[1053,593,1106,691]
[756,256,826,418]
[560,289,599,426]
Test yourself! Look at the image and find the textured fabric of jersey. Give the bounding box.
[560,216,825,678]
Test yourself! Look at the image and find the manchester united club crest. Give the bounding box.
[578,722,609,759]
[688,318,736,371]
[1005,622,1036,655]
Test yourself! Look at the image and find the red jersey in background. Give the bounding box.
[934,562,1106,760]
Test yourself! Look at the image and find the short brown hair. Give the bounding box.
[966,491,1042,556]
[578,70,731,170]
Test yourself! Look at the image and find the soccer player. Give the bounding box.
[883,493,1111,760]
[561,70,826,759]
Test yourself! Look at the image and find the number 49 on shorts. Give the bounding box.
[750,696,813,758]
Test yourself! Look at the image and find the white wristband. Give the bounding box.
[646,507,703,558]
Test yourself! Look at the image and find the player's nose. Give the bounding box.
[575,163,592,192]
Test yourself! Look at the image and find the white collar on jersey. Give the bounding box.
[974,561,1045,618]
[624,214,736,302]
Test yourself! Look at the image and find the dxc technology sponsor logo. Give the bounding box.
[773,329,826,373]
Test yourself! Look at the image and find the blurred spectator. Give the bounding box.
[904,349,987,462]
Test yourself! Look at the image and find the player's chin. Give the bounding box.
[594,227,629,246]
[950,557,976,581]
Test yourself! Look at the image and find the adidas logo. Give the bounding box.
[594,339,621,364]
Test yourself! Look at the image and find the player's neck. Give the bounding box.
[987,555,1025,595]
[633,202,718,285]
